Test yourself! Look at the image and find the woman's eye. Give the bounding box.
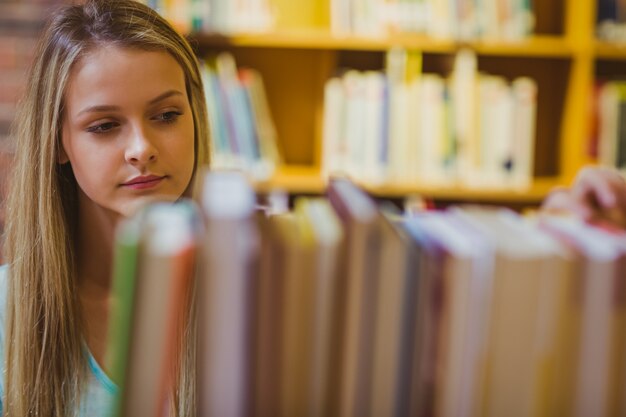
[154,111,182,124]
[86,121,118,134]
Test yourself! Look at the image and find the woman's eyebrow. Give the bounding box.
[76,90,185,116]
[77,104,120,116]
[148,89,184,105]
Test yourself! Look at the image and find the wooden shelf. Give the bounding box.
[254,165,326,194]
[470,36,574,58]
[595,40,626,60]
[254,166,563,203]
[190,31,573,57]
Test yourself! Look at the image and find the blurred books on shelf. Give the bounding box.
[200,52,282,181]
[593,80,626,172]
[133,0,592,205]
[597,0,626,42]
[141,0,275,33]
[109,172,626,416]
[143,0,534,40]
[333,0,535,40]
[322,48,537,190]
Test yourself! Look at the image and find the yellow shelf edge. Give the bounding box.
[470,36,574,57]
[254,166,564,203]
[594,40,626,60]
[190,31,573,57]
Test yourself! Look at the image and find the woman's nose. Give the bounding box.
[125,125,158,165]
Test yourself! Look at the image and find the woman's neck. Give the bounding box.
[75,189,119,293]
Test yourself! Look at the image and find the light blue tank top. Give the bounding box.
[0,265,118,416]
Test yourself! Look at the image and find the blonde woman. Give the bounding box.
[1,0,208,415]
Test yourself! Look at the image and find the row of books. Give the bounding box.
[200,53,282,180]
[142,0,534,40]
[332,0,535,40]
[108,171,626,417]
[597,0,626,42]
[140,0,275,34]
[323,49,537,189]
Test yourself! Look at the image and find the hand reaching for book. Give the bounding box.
[542,166,626,228]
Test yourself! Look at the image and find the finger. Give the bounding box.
[573,167,618,208]
[592,204,626,228]
[605,170,626,210]
[594,167,626,205]
[574,168,626,227]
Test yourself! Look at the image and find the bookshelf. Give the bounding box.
[185,0,607,204]
[253,165,559,203]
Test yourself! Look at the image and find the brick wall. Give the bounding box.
[0,0,61,261]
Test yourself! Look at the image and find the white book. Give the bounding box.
[361,71,387,185]
[385,48,411,182]
[451,49,478,186]
[476,75,499,186]
[515,0,535,37]
[384,0,412,33]
[353,0,386,36]
[385,47,408,85]
[510,77,537,189]
[387,81,410,183]
[483,76,513,188]
[457,0,478,39]
[500,0,532,39]
[480,0,500,38]
[322,77,348,178]
[206,0,231,33]
[331,0,353,35]
[428,0,453,38]
[237,0,274,32]
[418,74,449,185]
[343,70,367,180]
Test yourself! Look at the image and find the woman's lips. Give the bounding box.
[121,175,165,190]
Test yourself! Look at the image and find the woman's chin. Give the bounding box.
[120,194,180,218]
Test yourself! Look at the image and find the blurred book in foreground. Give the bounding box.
[108,173,626,417]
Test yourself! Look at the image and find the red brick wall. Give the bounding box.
[0,0,62,261]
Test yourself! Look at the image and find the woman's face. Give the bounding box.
[61,46,195,218]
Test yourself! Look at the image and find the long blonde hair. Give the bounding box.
[3,0,209,415]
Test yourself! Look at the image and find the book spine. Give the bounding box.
[198,173,258,417]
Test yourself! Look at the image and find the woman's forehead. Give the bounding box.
[65,46,187,111]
